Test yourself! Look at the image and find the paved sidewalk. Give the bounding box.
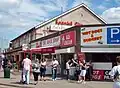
[0,71,113,88]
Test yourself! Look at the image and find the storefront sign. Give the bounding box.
[56,20,82,26]
[92,70,104,80]
[42,47,55,53]
[104,70,111,80]
[60,31,76,47]
[107,27,120,44]
[41,36,60,47]
[81,27,106,45]
[50,25,72,31]
[31,47,55,53]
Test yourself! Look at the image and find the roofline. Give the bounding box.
[10,27,35,42]
[10,3,107,42]
[81,4,107,24]
[35,3,107,29]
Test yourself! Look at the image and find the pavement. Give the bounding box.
[0,71,113,88]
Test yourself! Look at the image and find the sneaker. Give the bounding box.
[52,79,55,81]
[67,79,70,81]
[82,81,86,84]
[78,80,82,83]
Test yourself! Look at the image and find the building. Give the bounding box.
[6,3,106,74]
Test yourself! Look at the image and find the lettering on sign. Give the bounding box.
[41,36,60,47]
[55,20,82,26]
[92,70,104,80]
[60,31,76,47]
[104,70,111,80]
[81,28,103,44]
[56,20,72,26]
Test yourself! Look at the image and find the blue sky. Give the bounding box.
[0,0,120,50]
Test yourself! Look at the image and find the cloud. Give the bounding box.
[97,5,107,10]
[72,0,92,7]
[101,7,120,23]
[0,0,70,49]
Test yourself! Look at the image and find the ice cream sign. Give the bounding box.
[81,27,106,45]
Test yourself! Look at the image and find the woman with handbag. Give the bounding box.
[32,59,40,85]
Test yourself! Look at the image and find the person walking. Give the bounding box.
[78,60,88,84]
[40,58,47,81]
[66,60,72,80]
[22,55,31,85]
[51,57,59,81]
[109,56,120,88]
[32,59,40,85]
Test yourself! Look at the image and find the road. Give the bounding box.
[0,71,113,88]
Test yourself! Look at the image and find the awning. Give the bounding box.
[23,46,55,53]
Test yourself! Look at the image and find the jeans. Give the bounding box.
[66,69,70,80]
[23,69,30,84]
[40,67,46,77]
[52,68,57,80]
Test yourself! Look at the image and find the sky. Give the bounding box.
[0,0,120,50]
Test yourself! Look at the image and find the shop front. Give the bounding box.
[57,31,76,76]
[80,25,120,81]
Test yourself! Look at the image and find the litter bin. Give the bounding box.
[4,67,10,78]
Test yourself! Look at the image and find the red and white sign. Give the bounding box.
[92,70,104,81]
[55,20,83,26]
[60,31,76,47]
[41,36,60,47]
[31,47,55,53]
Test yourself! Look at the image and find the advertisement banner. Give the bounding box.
[104,70,111,81]
[81,26,120,46]
[92,70,104,81]
[41,36,60,47]
[60,31,76,47]
[81,27,107,46]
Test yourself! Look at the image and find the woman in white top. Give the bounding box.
[109,56,120,88]
[40,58,47,81]
[66,60,72,80]
[51,57,59,81]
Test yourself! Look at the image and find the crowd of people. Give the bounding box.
[20,54,93,85]
[1,54,120,88]
[21,55,59,85]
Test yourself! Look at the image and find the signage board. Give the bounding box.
[81,27,107,46]
[50,25,72,31]
[104,70,111,81]
[92,70,104,81]
[41,36,60,47]
[60,31,76,47]
[107,27,120,44]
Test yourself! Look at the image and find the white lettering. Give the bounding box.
[111,28,120,38]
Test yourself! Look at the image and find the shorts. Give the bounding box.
[80,70,86,77]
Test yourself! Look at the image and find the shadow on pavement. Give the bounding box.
[0,82,34,88]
